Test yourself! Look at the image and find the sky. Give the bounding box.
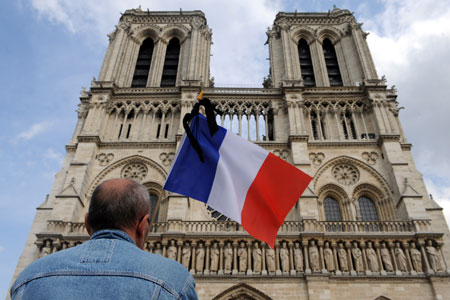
[1,0,450,297]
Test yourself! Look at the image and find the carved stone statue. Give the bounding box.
[210,242,219,272]
[266,247,276,273]
[224,243,233,274]
[366,242,379,272]
[154,243,162,255]
[41,240,52,257]
[167,240,177,261]
[426,240,442,272]
[351,242,364,272]
[410,243,423,272]
[252,243,262,273]
[238,242,247,272]
[196,243,205,273]
[380,243,393,272]
[395,243,407,272]
[309,240,320,272]
[323,242,335,272]
[293,243,303,272]
[338,244,348,271]
[181,243,191,269]
[280,242,290,272]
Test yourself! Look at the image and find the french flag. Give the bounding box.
[164,114,312,247]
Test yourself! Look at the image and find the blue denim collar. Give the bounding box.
[90,229,135,245]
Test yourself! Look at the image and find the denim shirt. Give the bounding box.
[11,230,198,300]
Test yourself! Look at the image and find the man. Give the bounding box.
[11,178,198,300]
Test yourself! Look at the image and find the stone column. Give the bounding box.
[332,242,341,275]
[360,242,370,275]
[232,242,238,275]
[218,242,224,275]
[190,242,197,275]
[204,241,210,275]
[275,242,281,275]
[375,242,386,275]
[162,241,167,258]
[303,240,311,274]
[419,240,433,274]
[319,241,326,273]
[403,242,414,274]
[262,245,267,275]
[346,242,355,275]
[289,242,296,275]
[388,242,400,275]
[247,243,252,275]
[177,241,182,263]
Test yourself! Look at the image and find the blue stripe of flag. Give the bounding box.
[164,115,227,203]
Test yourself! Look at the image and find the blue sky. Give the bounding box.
[1,0,450,297]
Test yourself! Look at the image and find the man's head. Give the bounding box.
[85,178,151,249]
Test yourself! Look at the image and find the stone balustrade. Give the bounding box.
[46,219,434,236]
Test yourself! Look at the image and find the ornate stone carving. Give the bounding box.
[96,153,114,166]
[332,164,359,185]
[323,242,335,272]
[196,243,205,273]
[265,247,276,273]
[40,240,52,258]
[410,243,422,272]
[395,243,407,272]
[252,243,262,273]
[210,242,220,273]
[380,243,393,272]
[272,149,290,161]
[426,240,442,272]
[293,243,303,271]
[153,243,162,255]
[182,243,191,269]
[352,242,364,272]
[309,240,320,272]
[167,240,177,261]
[224,243,233,274]
[238,242,247,272]
[159,152,175,166]
[121,162,148,182]
[338,243,348,271]
[366,242,379,272]
[362,152,378,165]
[280,242,290,272]
[309,152,325,166]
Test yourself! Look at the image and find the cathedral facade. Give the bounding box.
[10,7,450,300]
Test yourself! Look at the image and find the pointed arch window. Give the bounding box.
[322,38,343,86]
[324,196,342,221]
[298,39,316,86]
[161,38,180,87]
[131,38,154,87]
[149,191,160,223]
[341,111,357,140]
[359,196,379,221]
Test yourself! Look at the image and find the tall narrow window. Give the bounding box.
[161,38,180,87]
[298,39,316,86]
[322,38,343,86]
[324,197,342,221]
[359,196,379,221]
[149,192,160,223]
[131,38,154,87]
[310,111,319,140]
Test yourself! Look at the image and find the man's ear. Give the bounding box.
[136,213,150,249]
[84,213,92,235]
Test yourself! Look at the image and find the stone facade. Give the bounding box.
[9,6,450,300]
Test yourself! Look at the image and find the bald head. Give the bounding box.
[87,178,150,233]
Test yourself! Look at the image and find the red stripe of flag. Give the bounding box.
[241,153,313,248]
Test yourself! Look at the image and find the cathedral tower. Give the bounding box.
[10,7,450,300]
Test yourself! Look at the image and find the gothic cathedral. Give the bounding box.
[10,7,450,300]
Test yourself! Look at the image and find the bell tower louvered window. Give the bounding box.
[161,38,180,87]
[131,38,154,87]
[298,39,316,86]
[322,38,343,86]
[324,196,342,221]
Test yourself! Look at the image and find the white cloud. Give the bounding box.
[16,121,53,141]
[43,148,64,165]
[0,246,4,253]
[28,0,282,85]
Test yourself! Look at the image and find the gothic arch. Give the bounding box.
[313,156,392,196]
[133,25,160,44]
[291,27,315,44]
[87,155,168,197]
[160,25,189,44]
[316,26,342,44]
[317,183,349,220]
[353,183,395,220]
[212,283,273,300]
[374,297,391,300]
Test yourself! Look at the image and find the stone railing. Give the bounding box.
[46,219,434,236]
